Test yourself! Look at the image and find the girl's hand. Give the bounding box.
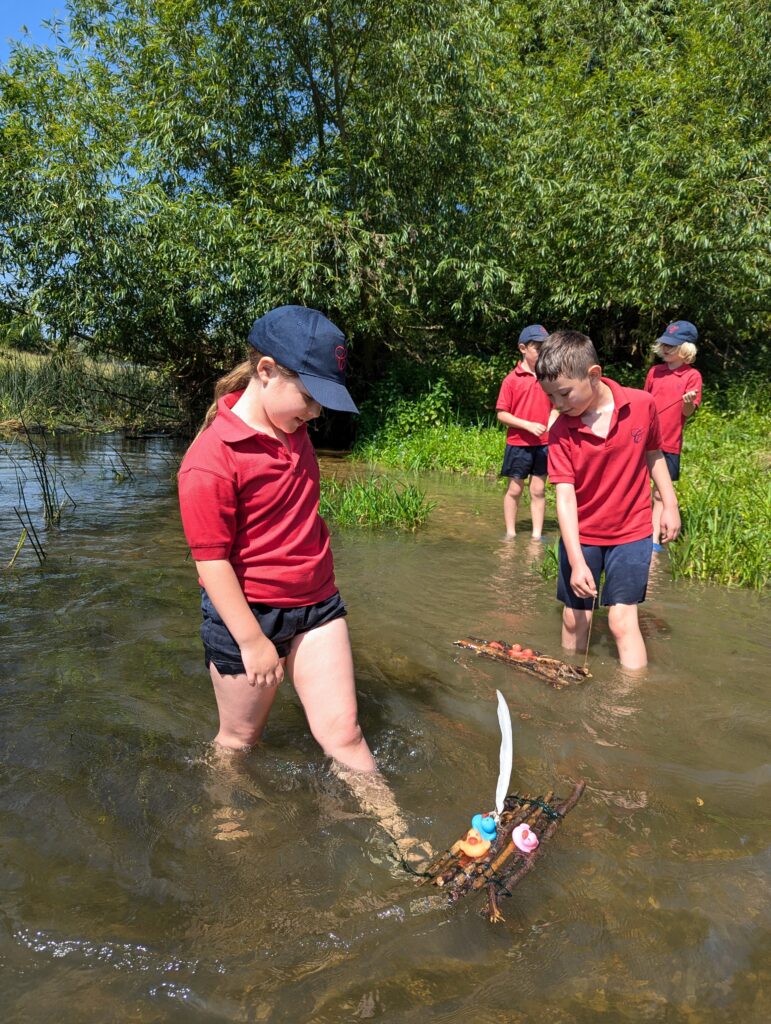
[240,635,284,688]
[682,390,698,408]
[570,560,598,598]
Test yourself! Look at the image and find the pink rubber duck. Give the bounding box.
[512,823,539,853]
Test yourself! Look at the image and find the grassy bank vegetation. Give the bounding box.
[0,350,183,433]
[356,362,770,589]
[320,476,435,531]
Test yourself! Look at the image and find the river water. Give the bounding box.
[1,433,769,1023]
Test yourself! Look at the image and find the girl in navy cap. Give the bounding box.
[178,307,427,859]
[644,321,702,551]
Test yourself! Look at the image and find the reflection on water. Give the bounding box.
[1,434,769,1022]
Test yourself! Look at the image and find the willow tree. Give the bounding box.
[0,0,768,410]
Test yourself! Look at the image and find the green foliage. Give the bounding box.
[319,476,436,530]
[0,0,768,415]
[0,351,181,431]
[668,386,770,590]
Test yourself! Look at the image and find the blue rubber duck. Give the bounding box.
[471,813,497,842]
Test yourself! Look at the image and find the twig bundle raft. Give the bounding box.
[454,636,590,687]
[424,780,585,923]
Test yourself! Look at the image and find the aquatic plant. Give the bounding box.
[0,351,181,432]
[320,477,435,531]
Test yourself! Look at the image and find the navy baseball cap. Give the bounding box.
[656,320,698,346]
[248,305,358,414]
[519,324,549,345]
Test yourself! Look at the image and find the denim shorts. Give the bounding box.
[663,451,681,482]
[557,536,653,610]
[500,444,548,480]
[200,588,347,676]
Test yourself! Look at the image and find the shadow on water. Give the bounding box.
[0,436,769,1022]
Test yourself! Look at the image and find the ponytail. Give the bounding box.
[194,349,299,439]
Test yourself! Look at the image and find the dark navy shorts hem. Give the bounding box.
[663,451,681,482]
[500,444,548,480]
[556,536,652,609]
[200,589,347,676]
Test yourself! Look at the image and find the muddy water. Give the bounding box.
[1,434,769,1023]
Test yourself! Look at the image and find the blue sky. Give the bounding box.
[0,2,66,63]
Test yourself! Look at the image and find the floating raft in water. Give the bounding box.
[423,781,586,923]
[453,636,590,687]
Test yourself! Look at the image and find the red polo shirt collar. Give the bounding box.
[560,377,630,438]
[211,391,293,450]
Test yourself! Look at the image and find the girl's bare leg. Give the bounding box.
[529,474,546,538]
[210,662,281,750]
[288,617,376,772]
[290,618,431,865]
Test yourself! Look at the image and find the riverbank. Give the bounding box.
[0,350,183,434]
[355,373,770,590]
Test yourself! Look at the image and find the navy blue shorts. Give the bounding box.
[500,444,548,480]
[557,536,653,610]
[663,451,681,482]
[200,588,347,676]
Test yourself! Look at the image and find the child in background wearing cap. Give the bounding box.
[644,321,702,552]
[496,324,557,539]
[536,331,680,670]
[178,306,429,863]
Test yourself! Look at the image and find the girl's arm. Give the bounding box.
[646,451,681,543]
[555,483,596,597]
[196,559,283,688]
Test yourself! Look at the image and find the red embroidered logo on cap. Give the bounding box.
[668,324,679,333]
[335,345,347,371]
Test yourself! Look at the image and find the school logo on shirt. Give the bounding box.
[335,345,348,371]
[631,428,643,444]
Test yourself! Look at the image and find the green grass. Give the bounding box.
[0,350,182,432]
[356,375,770,589]
[319,476,436,531]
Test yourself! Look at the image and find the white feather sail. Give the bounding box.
[495,689,513,818]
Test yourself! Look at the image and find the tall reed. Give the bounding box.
[320,477,435,531]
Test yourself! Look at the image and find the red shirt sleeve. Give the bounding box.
[688,368,703,407]
[178,466,238,560]
[645,396,662,452]
[546,422,575,484]
[643,367,654,393]
[496,374,514,412]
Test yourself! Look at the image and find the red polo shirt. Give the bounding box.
[644,364,702,454]
[178,392,336,606]
[548,378,662,546]
[496,364,553,446]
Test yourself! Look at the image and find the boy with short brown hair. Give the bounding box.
[536,330,680,669]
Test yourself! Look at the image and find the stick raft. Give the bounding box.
[454,636,590,687]
[424,781,586,923]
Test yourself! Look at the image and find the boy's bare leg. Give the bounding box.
[651,489,663,546]
[608,603,647,669]
[529,474,546,538]
[562,607,592,653]
[503,477,525,537]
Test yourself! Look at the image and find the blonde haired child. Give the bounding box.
[178,306,428,862]
[644,320,702,551]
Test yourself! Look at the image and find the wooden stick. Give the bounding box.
[436,794,534,892]
[493,780,585,900]
[583,596,597,672]
[468,791,554,894]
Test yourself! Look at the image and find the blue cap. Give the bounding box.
[518,324,549,345]
[248,306,358,414]
[656,320,698,346]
